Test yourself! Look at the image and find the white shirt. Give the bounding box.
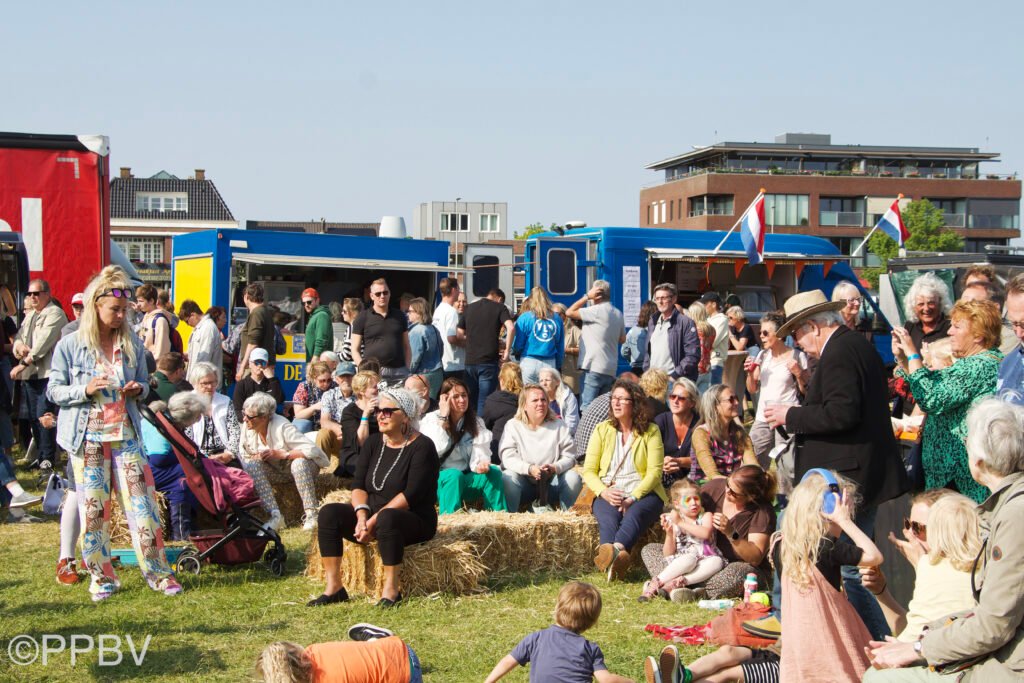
[708,312,730,367]
[649,316,674,373]
[602,431,640,493]
[432,301,464,372]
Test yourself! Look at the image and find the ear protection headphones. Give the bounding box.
[801,468,841,515]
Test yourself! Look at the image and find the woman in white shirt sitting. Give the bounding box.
[499,384,582,512]
[184,361,239,465]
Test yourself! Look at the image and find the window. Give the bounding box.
[471,255,499,296]
[547,249,577,295]
[135,193,187,212]
[819,197,865,227]
[688,195,734,217]
[440,213,469,232]
[114,237,164,262]
[968,199,1020,230]
[764,194,809,226]
[669,200,673,221]
[479,213,500,233]
[448,252,464,267]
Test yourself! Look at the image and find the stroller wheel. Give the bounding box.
[268,557,286,577]
[176,549,202,576]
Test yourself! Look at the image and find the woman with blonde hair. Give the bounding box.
[257,627,423,682]
[512,287,564,384]
[482,361,523,461]
[499,383,581,512]
[48,265,182,601]
[687,301,716,392]
[691,384,757,480]
[638,368,670,418]
[336,297,364,362]
[334,370,380,476]
[892,299,1003,502]
[406,297,443,398]
[538,366,579,435]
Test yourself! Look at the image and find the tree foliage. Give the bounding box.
[513,222,557,240]
[861,199,964,287]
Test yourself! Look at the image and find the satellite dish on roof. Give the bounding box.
[379,216,407,239]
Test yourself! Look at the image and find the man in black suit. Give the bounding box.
[765,289,908,640]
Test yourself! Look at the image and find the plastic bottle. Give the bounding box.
[743,573,758,603]
[697,599,734,610]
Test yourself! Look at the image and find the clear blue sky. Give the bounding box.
[3,1,1021,234]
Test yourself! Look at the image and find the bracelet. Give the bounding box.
[353,504,371,514]
[360,416,369,422]
[906,353,922,362]
[870,580,887,596]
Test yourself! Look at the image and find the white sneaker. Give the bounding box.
[302,511,317,531]
[267,510,285,532]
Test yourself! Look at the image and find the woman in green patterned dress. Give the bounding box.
[891,299,1003,502]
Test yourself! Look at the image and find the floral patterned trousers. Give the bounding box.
[72,424,175,598]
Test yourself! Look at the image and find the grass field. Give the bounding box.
[0,461,719,682]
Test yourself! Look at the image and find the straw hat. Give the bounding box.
[775,290,846,338]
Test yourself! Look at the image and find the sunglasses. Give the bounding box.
[241,413,259,422]
[669,394,689,402]
[759,330,771,337]
[903,518,927,538]
[302,300,315,306]
[96,288,134,301]
[726,485,746,500]
[375,407,401,418]
[26,291,46,297]
[251,360,267,367]
[371,291,390,298]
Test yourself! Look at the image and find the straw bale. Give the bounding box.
[271,472,350,526]
[109,491,169,546]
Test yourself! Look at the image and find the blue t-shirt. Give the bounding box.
[997,345,1024,405]
[510,625,606,683]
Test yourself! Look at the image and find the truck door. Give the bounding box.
[464,243,514,307]
[536,238,589,307]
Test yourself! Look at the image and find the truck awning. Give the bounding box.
[645,248,848,263]
[231,253,470,272]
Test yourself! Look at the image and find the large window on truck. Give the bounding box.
[471,254,499,297]
[547,248,576,295]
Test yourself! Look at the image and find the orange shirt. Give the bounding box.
[305,637,411,683]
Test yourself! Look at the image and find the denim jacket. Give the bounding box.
[46,331,150,455]
[408,323,443,374]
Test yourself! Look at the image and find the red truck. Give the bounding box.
[0,132,112,313]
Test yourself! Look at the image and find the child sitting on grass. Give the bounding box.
[639,479,724,602]
[485,581,634,683]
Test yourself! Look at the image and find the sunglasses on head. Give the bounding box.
[96,288,134,301]
[903,518,927,537]
[375,407,401,418]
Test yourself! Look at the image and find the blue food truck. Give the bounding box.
[171,228,459,396]
[524,227,891,362]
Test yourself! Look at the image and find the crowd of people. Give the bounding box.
[4,261,1024,681]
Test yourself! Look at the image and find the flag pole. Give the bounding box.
[713,189,764,254]
[851,193,904,258]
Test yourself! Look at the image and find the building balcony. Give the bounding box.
[649,167,1020,188]
[943,213,966,228]
[819,211,865,227]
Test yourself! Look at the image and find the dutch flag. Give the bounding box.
[875,197,910,247]
[739,193,767,265]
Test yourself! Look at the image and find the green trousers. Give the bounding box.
[437,466,509,514]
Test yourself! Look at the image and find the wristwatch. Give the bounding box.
[913,640,923,656]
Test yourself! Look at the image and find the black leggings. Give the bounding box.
[317,503,437,566]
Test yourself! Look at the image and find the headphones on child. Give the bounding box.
[801,468,841,515]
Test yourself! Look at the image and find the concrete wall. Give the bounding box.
[416,201,509,242]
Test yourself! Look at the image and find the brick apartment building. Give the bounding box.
[110,168,237,288]
[640,133,1022,267]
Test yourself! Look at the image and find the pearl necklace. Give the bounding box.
[371,435,408,492]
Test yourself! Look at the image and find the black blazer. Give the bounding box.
[786,326,908,508]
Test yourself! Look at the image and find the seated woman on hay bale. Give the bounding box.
[309,387,439,608]
[421,377,509,514]
[584,378,666,581]
[499,383,582,512]
[239,391,330,532]
[183,361,240,466]
[330,370,380,478]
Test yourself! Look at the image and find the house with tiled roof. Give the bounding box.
[110,167,238,288]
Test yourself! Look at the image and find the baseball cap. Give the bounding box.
[71,292,85,306]
[250,348,269,364]
[699,291,723,306]
[301,288,319,301]
[334,361,357,377]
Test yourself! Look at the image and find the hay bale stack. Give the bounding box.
[271,472,350,526]
[109,491,169,546]
[304,506,662,597]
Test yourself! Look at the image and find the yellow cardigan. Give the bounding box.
[582,421,667,502]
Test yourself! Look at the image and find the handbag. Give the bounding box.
[42,471,68,515]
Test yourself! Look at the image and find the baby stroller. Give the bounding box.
[139,403,288,576]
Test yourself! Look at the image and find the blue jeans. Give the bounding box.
[592,492,664,551]
[710,365,724,385]
[465,362,499,414]
[580,370,614,413]
[407,646,423,683]
[0,446,11,507]
[519,357,556,385]
[292,418,315,433]
[24,378,57,466]
[502,470,583,512]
